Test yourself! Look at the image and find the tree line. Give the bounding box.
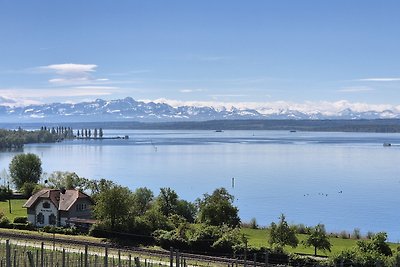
[76,128,103,138]
[0,128,59,150]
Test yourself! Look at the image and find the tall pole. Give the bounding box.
[7,182,11,214]
[244,239,248,267]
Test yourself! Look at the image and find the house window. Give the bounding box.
[43,202,50,209]
[37,213,44,224]
[76,203,87,211]
[49,214,56,225]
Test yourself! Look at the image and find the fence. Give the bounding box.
[0,232,294,267]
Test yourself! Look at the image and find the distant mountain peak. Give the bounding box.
[0,97,399,122]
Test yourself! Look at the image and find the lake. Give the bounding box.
[1,130,400,241]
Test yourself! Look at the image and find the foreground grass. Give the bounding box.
[242,228,400,256]
[0,199,27,221]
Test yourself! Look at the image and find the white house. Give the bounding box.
[23,188,94,227]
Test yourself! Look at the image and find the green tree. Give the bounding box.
[9,153,42,189]
[302,224,331,256]
[197,187,240,227]
[47,171,88,190]
[357,232,392,256]
[176,199,197,223]
[86,178,116,198]
[269,214,298,250]
[132,187,154,216]
[332,232,392,266]
[156,187,178,217]
[93,185,132,229]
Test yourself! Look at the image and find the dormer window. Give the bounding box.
[43,202,50,209]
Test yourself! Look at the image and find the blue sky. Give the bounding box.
[1,1,400,111]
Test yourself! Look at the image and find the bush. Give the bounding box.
[289,253,326,266]
[153,229,188,250]
[0,217,11,228]
[13,222,34,231]
[339,230,350,239]
[89,224,111,238]
[212,227,246,253]
[41,225,78,235]
[13,216,27,224]
[0,186,12,201]
[293,223,310,234]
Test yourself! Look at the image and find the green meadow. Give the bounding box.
[241,228,400,256]
[0,199,28,221]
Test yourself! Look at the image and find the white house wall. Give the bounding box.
[34,199,59,227]
[27,214,35,225]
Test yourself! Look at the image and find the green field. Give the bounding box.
[241,228,400,256]
[0,199,28,221]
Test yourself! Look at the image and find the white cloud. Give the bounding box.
[48,77,110,85]
[338,86,375,93]
[49,77,91,85]
[180,89,204,93]
[0,86,116,106]
[36,63,113,86]
[358,78,400,82]
[72,86,119,90]
[39,63,97,75]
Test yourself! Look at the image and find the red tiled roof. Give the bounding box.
[23,189,93,211]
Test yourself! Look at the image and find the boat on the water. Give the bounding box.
[383,143,392,147]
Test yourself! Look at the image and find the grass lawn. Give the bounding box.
[0,199,28,222]
[241,228,400,257]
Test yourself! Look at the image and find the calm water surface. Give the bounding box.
[1,130,400,241]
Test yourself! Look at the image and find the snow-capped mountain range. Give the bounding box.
[0,97,399,122]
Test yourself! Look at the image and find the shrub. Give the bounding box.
[339,230,350,239]
[13,216,27,224]
[293,223,310,234]
[212,227,246,253]
[89,224,111,238]
[188,224,222,252]
[41,225,78,235]
[241,218,259,229]
[0,217,11,228]
[249,218,258,229]
[0,186,12,201]
[289,253,326,266]
[153,229,188,250]
[13,222,34,231]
